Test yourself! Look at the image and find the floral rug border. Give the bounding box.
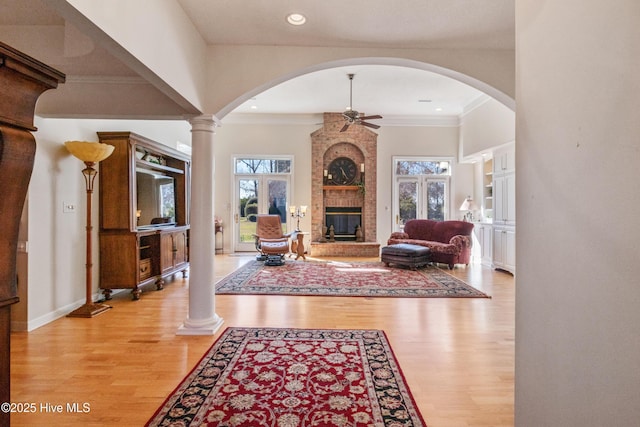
[146,327,427,426]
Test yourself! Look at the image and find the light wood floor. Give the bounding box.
[10,255,514,426]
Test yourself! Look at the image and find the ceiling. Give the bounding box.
[227,65,489,124]
[177,0,514,50]
[0,0,514,122]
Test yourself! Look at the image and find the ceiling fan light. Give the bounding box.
[286,13,306,26]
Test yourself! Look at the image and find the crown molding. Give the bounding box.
[221,112,460,127]
[461,94,492,117]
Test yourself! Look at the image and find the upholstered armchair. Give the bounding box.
[253,214,291,266]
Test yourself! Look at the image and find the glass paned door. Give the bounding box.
[425,178,447,221]
[236,177,259,252]
[396,178,418,229]
[234,175,289,252]
[393,177,449,231]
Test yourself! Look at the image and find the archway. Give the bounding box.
[214,57,515,121]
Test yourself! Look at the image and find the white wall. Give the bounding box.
[376,125,472,240]
[516,0,640,424]
[460,97,515,159]
[212,122,317,248]
[459,98,515,220]
[16,118,189,330]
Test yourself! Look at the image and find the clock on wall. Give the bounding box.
[328,157,358,185]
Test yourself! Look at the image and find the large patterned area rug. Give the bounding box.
[215,260,489,298]
[147,327,427,426]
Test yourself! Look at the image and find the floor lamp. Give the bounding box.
[65,141,115,318]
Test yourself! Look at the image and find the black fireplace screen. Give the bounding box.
[325,207,362,241]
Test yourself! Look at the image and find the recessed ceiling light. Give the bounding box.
[286,13,306,26]
[435,107,443,112]
[250,105,257,110]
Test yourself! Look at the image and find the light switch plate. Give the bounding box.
[63,201,76,213]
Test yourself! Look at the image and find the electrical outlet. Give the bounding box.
[63,201,76,213]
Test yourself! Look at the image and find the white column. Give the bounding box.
[177,115,224,335]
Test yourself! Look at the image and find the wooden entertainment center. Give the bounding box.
[97,132,191,300]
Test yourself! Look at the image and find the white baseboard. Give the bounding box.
[10,291,116,332]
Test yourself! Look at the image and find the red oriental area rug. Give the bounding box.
[215,260,489,298]
[146,327,427,427]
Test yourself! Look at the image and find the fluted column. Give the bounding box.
[177,115,224,335]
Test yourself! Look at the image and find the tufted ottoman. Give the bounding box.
[381,243,431,270]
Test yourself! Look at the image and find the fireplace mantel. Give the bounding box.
[323,185,360,191]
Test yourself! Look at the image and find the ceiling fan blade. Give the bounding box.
[360,121,380,129]
[340,123,350,132]
[359,115,382,121]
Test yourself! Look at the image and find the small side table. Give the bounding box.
[215,223,223,253]
[290,231,308,260]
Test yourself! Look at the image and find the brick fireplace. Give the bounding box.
[309,113,380,257]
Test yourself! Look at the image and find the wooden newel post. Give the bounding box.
[0,41,65,427]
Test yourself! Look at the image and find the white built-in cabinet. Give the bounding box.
[474,223,493,266]
[493,146,515,175]
[492,145,516,225]
[491,143,516,274]
[493,174,516,225]
[493,227,516,273]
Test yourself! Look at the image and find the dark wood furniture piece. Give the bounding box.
[97,132,191,300]
[381,244,431,270]
[290,231,308,260]
[0,42,65,427]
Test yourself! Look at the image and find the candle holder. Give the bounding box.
[289,205,307,231]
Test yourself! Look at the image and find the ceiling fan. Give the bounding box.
[340,73,382,132]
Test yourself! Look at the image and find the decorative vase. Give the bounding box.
[319,225,327,243]
[329,225,335,242]
[355,225,363,242]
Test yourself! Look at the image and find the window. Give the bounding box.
[395,160,450,176]
[159,181,175,220]
[235,158,292,174]
[393,157,453,230]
